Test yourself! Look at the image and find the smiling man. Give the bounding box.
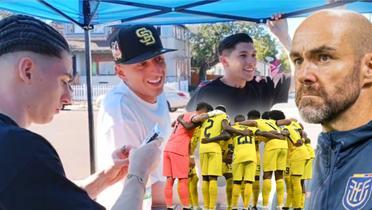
[96,24,176,209]
[186,17,292,117]
[291,10,372,209]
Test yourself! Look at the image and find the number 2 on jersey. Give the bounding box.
[204,119,214,138]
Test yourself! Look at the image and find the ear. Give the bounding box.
[360,53,372,87]
[17,57,34,84]
[219,55,229,67]
[115,64,127,81]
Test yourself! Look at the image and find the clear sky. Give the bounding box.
[288,17,305,38]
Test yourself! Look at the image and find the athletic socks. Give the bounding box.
[225,177,233,209]
[209,179,218,209]
[284,176,292,208]
[301,192,306,208]
[231,183,241,209]
[291,175,302,208]
[189,175,199,208]
[252,180,260,207]
[262,179,272,206]
[276,179,285,206]
[243,182,253,208]
[202,180,210,209]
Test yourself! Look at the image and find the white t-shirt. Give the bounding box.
[95,82,171,209]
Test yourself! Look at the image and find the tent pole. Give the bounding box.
[82,0,96,175]
[84,28,96,174]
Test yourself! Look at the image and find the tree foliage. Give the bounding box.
[279,48,291,73]
[190,21,281,80]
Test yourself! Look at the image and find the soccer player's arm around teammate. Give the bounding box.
[281,126,303,147]
[201,129,232,143]
[276,118,292,126]
[177,114,198,130]
[291,120,305,146]
[238,119,258,127]
[276,118,300,142]
[276,118,302,140]
[256,130,285,140]
[223,119,253,136]
[191,109,224,124]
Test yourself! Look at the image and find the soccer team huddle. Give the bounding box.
[163,103,315,210]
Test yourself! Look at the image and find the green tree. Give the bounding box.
[279,48,291,73]
[190,22,281,81]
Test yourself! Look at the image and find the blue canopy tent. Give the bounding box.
[1,0,371,173]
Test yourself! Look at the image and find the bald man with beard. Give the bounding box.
[290,10,372,209]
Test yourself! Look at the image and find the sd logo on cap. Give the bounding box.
[136,28,155,46]
[109,24,176,64]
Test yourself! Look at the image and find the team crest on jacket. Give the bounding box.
[342,173,372,210]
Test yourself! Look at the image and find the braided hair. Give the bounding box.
[0,14,70,58]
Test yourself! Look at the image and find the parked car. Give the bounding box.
[164,86,190,112]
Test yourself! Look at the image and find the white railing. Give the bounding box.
[71,80,189,101]
[71,84,114,101]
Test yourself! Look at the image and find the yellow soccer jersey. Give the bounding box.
[232,123,258,164]
[199,113,228,153]
[291,121,302,130]
[189,166,197,176]
[255,140,261,164]
[256,119,287,150]
[221,138,233,157]
[190,126,201,155]
[255,135,267,144]
[284,121,309,161]
[221,138,233,174]
[305,143,315,159]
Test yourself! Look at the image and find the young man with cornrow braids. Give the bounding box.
[0,15,161,210]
